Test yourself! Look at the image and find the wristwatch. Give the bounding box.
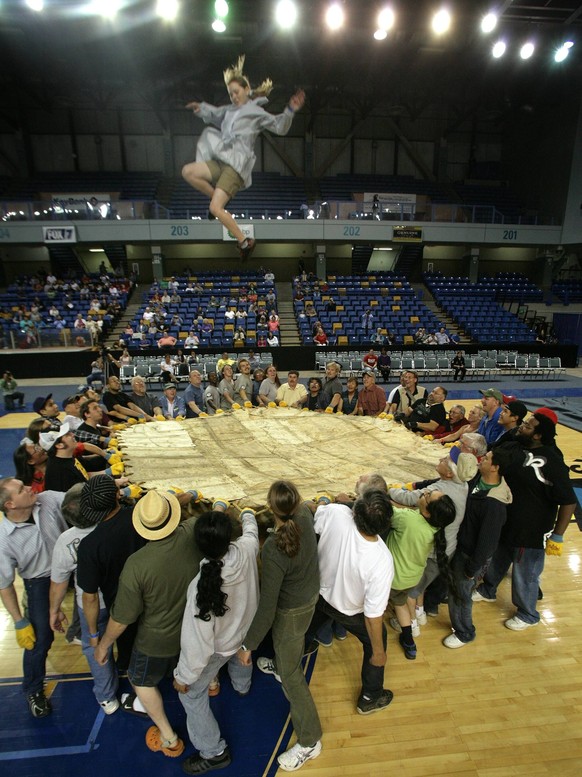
[241,644,250,652]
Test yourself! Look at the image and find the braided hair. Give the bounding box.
[194,511,232,621]
[424,494,459,602]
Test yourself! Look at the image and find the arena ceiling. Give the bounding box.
[0,1,581,124]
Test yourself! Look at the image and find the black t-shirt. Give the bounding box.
[501,443,575,548]
[129,392,157,416]
[76,507,147,608]
[103,390,132,413]
[428,402,448,429]
[44,456,89,492]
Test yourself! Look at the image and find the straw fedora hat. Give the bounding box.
[132,490,182,541]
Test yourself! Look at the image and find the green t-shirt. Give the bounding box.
[111,517,202,657]
[386,507,437,590]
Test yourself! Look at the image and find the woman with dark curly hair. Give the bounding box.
[173,505,259,775]
[238,480,322,772]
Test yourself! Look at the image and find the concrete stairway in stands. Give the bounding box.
[276,282,301,346]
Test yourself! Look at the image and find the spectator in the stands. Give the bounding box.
[451,351,466,381]
[158,331,177,349]
[184,331,200,349]
[159,354,178,384]
[362,348,378,372]
[424,331,438,346]
[267,332,279,347]
[377,348,391,383]
[435,327,450,345]
[313,327,328,346]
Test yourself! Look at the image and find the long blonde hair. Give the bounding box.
[223,54,273,98]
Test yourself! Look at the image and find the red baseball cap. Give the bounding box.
[535,407,558,425]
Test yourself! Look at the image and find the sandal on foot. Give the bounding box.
[120,692,149,718]
[145,726,185,758]
[208,677,220,697]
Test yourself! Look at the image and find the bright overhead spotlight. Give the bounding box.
[212,18,226,32]
[374,29,388,40]
[275,0,298,29]
[492,40,506,58]
[554,44,572,62]
[156,0,178,22]
[520,41,534,60]
[214,0,228,18]
[432,8,451,35]
[377,7,395,31]
[92,0,121,18]
[564,40,574,49]
[25,0,44,11]
[325,3,344,31]
[481,13,497,34]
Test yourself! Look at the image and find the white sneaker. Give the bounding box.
[472,590,495,603]
[100,699,120,715]
[257,656,281,683]
[277,741,322,772]
[504,616,538,631]
[443,633,467,649]
[389,617,420,637]
[415,610,428,626]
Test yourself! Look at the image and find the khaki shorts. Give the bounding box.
[389,586,412,607]
[206,160,244,198]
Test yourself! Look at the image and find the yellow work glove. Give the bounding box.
[167,486,184,495]
[216,409,224,414]
[212,498,229,511]
[108,437,119,448]
[137,417,147,424]
[106,453,123,466]
[122,484,143,499]
[187,490,203,503]
[386,413,394,420]
[546,534,563,556]
[313,492,334,505]
[268,401,277,408]
[240,507,256,518]
[15,618,36,650]
[155,415,166,422]
[324,406,334,413]
[106,462,125,476]
[232,403,242,410]
[175,415,185,421]
[198,412,208,418]
[424,435,434,441]
[126,418,138,426]
[378,412,387,419]
[244,401,252,409]
[279,401,288,407]
[112,423,126,431]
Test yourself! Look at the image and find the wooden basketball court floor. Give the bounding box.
[0,395,581,776]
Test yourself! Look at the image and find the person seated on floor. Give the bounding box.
[436,406,485,444]
[276,370,308,408]
[403,386,449,435]
[431,404,469,440]
[306,377,325,412]
[390,370,427,420]
[339,376,359,415]
[159,383,186,420]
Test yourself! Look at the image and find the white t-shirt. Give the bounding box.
[314,503,394,618]
[51,525,106,609]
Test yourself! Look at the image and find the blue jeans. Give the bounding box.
[79,606,119,705]
[447,551,482,643]
[307,595,387,702]
[478,543,545,624]
[23,577,54,696]
[316,620,347,644]
[272,596,322,747]
[180,653,251,758]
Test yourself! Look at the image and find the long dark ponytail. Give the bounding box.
[425,494,460,603]
[194,511,232,621]
[268,480,302,558]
